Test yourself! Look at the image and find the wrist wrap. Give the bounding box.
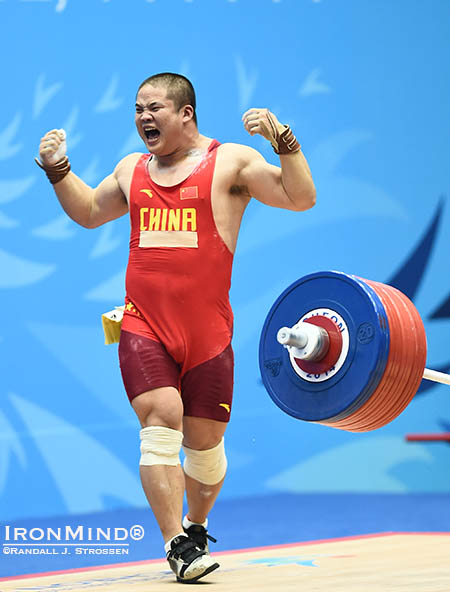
[275,125,301,155]
[35,156,71,184]
[264,111,301,155]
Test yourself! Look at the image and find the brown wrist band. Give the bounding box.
[35,156,71,184]
[274,125,301,155]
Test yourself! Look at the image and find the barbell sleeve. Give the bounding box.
[277,326,308,349]
[277,323,330,362]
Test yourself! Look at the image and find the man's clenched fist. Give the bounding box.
[39,129,67,165]
[242,108,300,155]
[242,108,284,139]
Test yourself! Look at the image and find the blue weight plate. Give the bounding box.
[259,271,390,422]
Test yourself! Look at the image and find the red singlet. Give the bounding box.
[119,140,234,419]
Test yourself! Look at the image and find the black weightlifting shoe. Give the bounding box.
[183,523,217,554]
[166,535,219,583]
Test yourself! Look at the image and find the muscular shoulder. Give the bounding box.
[217,142,260,167]
[216,143,265,197]
[114,152,143,176]
[108,152,144,200]
[113,152,143,190]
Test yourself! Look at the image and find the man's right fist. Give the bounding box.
[39,129,67,165]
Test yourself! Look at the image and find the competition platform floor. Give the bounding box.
[1,493,450,590]
[1,534,450,591]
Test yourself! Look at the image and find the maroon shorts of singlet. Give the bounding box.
[118,330,234,423]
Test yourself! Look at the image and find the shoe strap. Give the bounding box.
[188,524,217,544]
[168,537,203,562]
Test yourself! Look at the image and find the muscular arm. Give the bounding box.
[239,108,316,211]
[53,166,128,229]
[37,129,131,228]
[237,146,316,212]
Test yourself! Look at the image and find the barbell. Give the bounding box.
[259,270,449,432]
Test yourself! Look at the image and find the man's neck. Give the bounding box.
[152,130,206,169]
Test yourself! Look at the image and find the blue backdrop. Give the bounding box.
[1,0,450,522]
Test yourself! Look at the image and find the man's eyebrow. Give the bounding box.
[135,101,162,108]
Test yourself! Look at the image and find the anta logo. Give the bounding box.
[219,403,231,413]
[140,207,197,232]
[140,189,153,198]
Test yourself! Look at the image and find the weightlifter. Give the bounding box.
[36,72,316,583]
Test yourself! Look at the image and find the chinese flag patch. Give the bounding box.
[180,186,198,200]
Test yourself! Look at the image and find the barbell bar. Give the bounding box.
[422,368,450,386]
[259,270,448,432]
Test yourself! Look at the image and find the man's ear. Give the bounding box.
[182,104,195,122]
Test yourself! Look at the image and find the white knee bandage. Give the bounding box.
[182,437,227,486]
[140,426,183,467]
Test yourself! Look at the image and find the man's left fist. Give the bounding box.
[242,108,300,155]
[242,108,284,145]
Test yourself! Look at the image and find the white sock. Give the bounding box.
[164,532,188,554]
[183,515,208,529]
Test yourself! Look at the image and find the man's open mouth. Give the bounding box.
[144,127,160,141]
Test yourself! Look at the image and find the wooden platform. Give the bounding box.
[1,533,449,591]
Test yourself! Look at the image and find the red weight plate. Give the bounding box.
[325,278,427,432]
[371,281,427,427]
[294,316,343,375]
[333,281,412,431]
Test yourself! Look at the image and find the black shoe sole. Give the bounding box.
[176,562,220,584]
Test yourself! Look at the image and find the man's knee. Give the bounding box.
[140,426,183,467]
[182,438,227,485]
[132,386,183,429]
